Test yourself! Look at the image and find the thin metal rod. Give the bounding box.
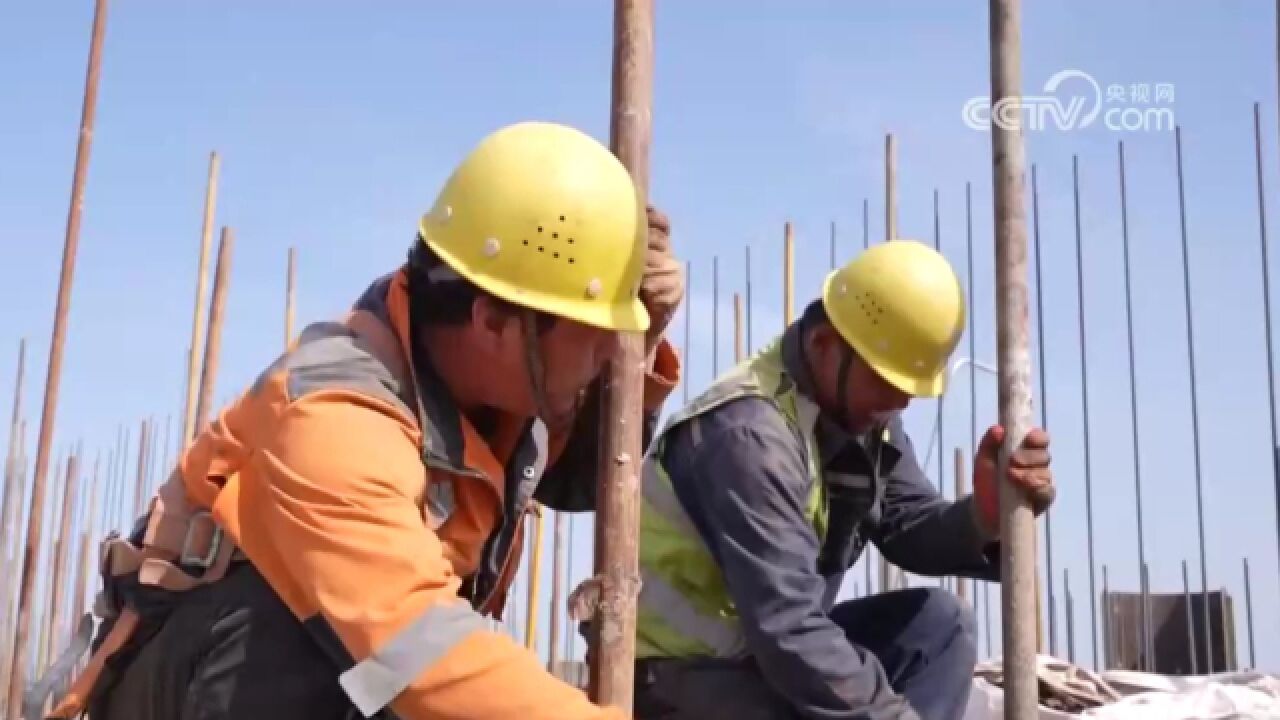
[132,419,150,519]
[591,0,652,706]
[5,0,108,712]
[285,246,297,348]
[1252,102,1280,591]
[966,181,992,659]
[989,0,1038,706]
[194,227,234,434]
[1141,562,1153,670]
[1071,154,1100,669]
[48,451,79,665]
[1101,565,1109,669]
[1183,559,1197,674]
[1242,557,1255,668]
[548,510,565,672]
[954,447,968,605]
[1174,126,1213,671]
[565,513,575,662]
[885,133,897,241]
[525,510,544,651]
[683,260,691,405]
[1117,140,1151,673]
[1065,568,1076,664]
[934,191,945,495]
[1,339,27,628]
[829,220,836,270]
[1031,164,1057,657]
[733,293,743,363]
[712,255,719,376]
[183,150,220,447]
[784,222,794,326]
[745,247,752,354]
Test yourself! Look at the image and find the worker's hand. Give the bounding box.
[972,424,1055,537]
[640,205,684,358]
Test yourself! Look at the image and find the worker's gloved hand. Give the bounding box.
[640,205,684,358]
[972,424,1055,537]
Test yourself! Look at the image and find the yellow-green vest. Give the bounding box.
[635,339,831,659]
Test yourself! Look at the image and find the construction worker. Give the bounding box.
[632,240,1055,720]
[53,121,684,720]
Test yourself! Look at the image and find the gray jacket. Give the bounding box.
[655,321,1000,718]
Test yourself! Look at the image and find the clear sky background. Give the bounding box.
[1,0,1277,677]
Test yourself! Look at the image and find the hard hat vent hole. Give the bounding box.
[538,246,545,252]
[553,232,559,239]
[560,215,567,222]
[537,226,544,233]
[568,258,576,264]
[568,238,575,244]
[553,252,560,259]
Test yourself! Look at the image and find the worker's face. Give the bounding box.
[808,322,911,435]
[477,299,618,426]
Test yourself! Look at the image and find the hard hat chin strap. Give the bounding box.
[521,310,578,433]
[832,342,855,431]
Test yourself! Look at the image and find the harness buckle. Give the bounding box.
[179,510,223,570]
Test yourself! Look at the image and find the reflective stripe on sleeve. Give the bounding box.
[638,567,747,659]
[338,600,488,718]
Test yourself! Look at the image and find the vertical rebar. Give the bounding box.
[683,260,691,405]
[733,293,743,363]
[525,510,544,652]
[183,150,220,447]
[548,510,564,672]
[1065,568,1076,664]
[1117,140,1151,673]
[1251,103,1280,591]
[829,220,836,270]
[6,0,109,712]
[1183,559,1197,674]
[885,133,897,241]
[1174,126,1213,672]
[194,227,234,435]
[285,246,297,349]
[954,447,968,605]
[965,180,992,659]
[1,339,27,645]
[1031,164,1057,657]
[1242,557,1255,668]
[712,255,719,376]
[1142,562,1153,670]
[48,452,79,674]
[745,247,752,354]
[1101,564,1110,669]
[1071,155,1100,669]
[863,198,870,249]
[132,419,150,519]
[784,222,794,326]
[988,0,1038,706]
[592,0,652,706]
[565,513,575,662]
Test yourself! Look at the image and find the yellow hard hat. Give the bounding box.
[820,240,965,397]
[419,121,649,333]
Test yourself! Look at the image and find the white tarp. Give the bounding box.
[963,655,1280,719]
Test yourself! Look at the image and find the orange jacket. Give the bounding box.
[177,268,679,719]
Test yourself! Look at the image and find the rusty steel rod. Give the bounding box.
[955,447,968,605]
[5,0,109,712]
[933,191,945,495]
[862,198,870,249]
[548,510,565,672]
[194,227,234,435]
[1242,557,1255,668]
[733,293,743,363]
[286,246,297,348]
[965,181,992,658]
[885,134,897,241]
[1101,564,1110,668]
[525,510,544,651]
[988,0,1038,709]
[73,453,101,629]
[745,247,753,355]
[1118,141,1153,672]
[682,260,691,405]
[1251,102,1280,592]
[784,222,794,326]
[1183,559,1197,674]
[2,340,26,563]
[1031,164,1058,657]
[590,0,653,707]
[1071,154,1100,669]
[132,419,150,519]
[1141,562,1153,669]
[1065,568,1075,664]
[49,452,79,677]
[183,151,221,447]
[1174,126,1213,672]
[712,255,719,376]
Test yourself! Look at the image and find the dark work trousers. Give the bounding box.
[89,562,380,720]
[633,587,978,720]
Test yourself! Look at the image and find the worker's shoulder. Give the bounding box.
[251,319,417,423]
[670,393,799,452]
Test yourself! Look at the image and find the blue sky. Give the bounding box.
[1,1,1277,675]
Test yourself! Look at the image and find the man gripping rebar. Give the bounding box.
[48,121,685,720]
[631,240,1055,720]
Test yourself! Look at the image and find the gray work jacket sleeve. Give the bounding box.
[870,416,1001,582]
[663,397,920,720]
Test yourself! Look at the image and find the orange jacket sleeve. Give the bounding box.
[218,390,625,720]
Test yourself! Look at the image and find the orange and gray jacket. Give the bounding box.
[155,268,679,719]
